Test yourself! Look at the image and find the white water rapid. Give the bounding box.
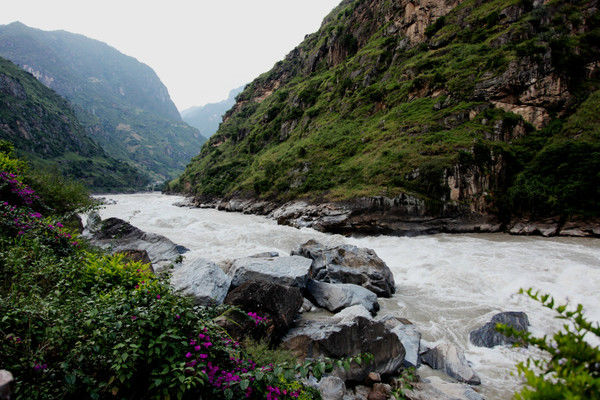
[96,193,600,399]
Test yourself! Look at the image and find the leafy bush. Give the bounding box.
[498,289,600,400]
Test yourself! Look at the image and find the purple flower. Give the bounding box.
[185,352,192,358]
[131,315,137,321]
[156,294,161,299]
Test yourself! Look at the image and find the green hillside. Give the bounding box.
[0,22,206,181]
[0,56,148,191]
[172,0,600,220]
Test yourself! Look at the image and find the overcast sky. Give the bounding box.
[0,0,341,110]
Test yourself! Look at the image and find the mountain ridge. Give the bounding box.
[0,56,149,191]
[0,21,206,180]
[170,0,600,233]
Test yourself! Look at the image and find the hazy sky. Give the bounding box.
[0,0,341,110]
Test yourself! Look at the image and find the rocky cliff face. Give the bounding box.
[172,0,600,235]
[0,22,206,181]
[0,57,148,191]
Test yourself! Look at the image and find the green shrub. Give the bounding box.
[498,289,600,400]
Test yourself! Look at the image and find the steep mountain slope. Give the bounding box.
[0,56,148,191]
[181,86,245,137]
[0,22,206,180]
[172,0,600,232]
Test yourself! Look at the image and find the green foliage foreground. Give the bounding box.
[0,148,333,399]
[498,289,600,400]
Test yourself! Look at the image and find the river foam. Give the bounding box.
[96,193,600,399]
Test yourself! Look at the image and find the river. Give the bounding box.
[95,193,600,399]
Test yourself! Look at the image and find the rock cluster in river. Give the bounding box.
[85,214,538,399]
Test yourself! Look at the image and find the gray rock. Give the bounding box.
[319,376,346,400]
[283,315,405,382]
[250,251,280,258]
[228,256,312,288]
[291,240,395,297]
[301,297,317,313]
[406,376,484,400]
[391,323,421,368]
[331,305,373,324]
[171,258,231,305]
[84,217,181,272]
[421,343,481,385]
[0,370,14,400]
[470,312,529,348]
[306,280,379,313]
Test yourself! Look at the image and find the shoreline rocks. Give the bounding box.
[83,215,183,272]
[185,195,600,238]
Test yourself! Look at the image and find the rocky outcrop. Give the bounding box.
[0,370,13,400]
[405,376,484,400]
[470,312,529,348]
[228,255,312,288]
[171,258,231,305]
[306,280,379,314]
[83,216,183,272]
[224,280,303,341]
[283,313,405,382]
[292,240,396,297]
[421,343,480,385]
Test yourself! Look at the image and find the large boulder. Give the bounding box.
[0,370,13,400]
[470,311,529,348]
[84,217,182,272]
[421,343,481,385]
[282,313,405,382]
[228,255,312,288]
[306,280,379,314]
[224,280,303,341]
[171,258,231,305]
[291,240,395,297]
[405,376,484,400]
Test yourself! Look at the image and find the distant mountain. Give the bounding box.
[0,56,148,191]
[0,22,206,180]
[181,86,245,137]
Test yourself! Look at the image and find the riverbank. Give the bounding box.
[181,195,600,238]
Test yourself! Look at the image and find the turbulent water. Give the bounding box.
[96,193,600,399]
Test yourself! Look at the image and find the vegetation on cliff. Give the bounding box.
[171,0,600,220]
[0,22,206,181]
[0,57,148,191]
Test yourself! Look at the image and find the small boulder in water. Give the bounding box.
[405,376,484,400]
[421,343,481,385]
[470,311,529,348]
